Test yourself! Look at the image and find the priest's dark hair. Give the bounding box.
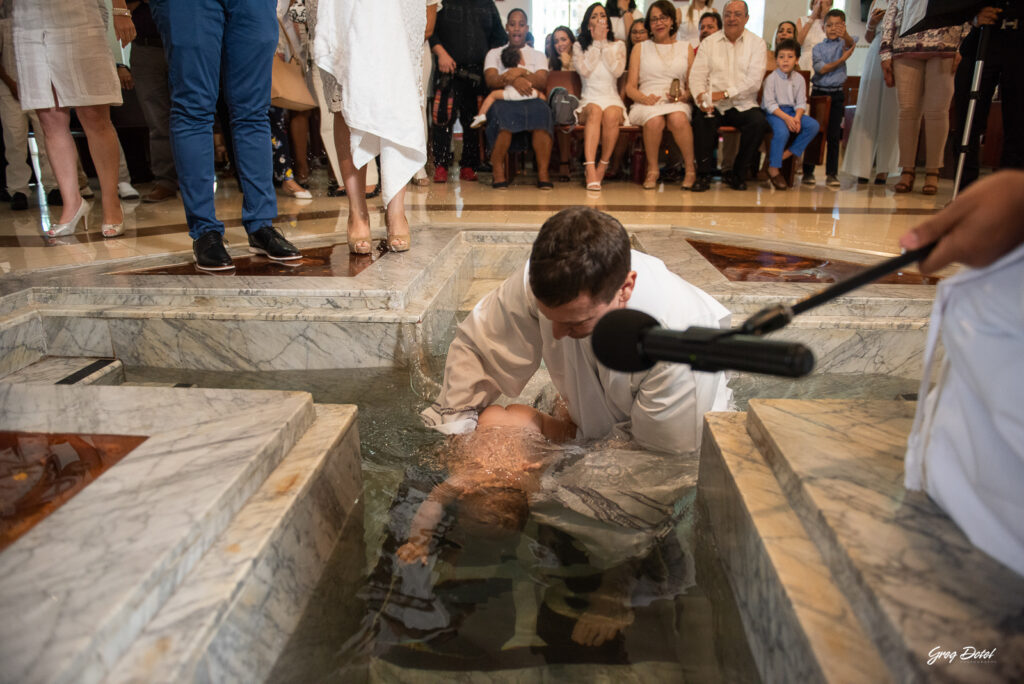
[529,207,631,307]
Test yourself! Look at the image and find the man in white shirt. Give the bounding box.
[421,207,732,456]
[482,8,553,189]
[688,0,769,191]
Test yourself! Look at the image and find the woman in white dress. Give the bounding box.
[315,0,427,253]
[797,0,831,72]
[13,0,134,238]
[573,3,627,191]
[675,0,713,48]
[841,0,899,184]
[625,0,696,190]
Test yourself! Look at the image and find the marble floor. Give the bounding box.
[0,164,953,276]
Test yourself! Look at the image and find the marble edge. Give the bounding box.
[702,412,893,683]
[744,399,1024,682]
[0,388,317,684]
[106,404,358,684]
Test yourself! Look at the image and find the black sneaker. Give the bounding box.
[10,192,28,210]
[47,188,63,205]
[247,225,301,261]
[193,231,235,271]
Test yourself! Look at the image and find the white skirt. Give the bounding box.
[13,0,120,110]
[628,100,691,126]
[576,93,628,124]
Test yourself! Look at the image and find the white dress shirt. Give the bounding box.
[688,28,767,113]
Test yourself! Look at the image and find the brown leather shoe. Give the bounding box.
[142,185,177,203]
[769,173,788,190]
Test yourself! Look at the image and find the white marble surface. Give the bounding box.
[0,308,45,376]
[747,399,1024,683]
[700,412,891,683]
[108,404,362,684]
[0,356,120,385]
[0,383,316,684]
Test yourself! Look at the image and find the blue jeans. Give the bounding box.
[151,0,278,240]
[767,106,820,169]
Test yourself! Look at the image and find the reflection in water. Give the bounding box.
[112,243,383,277]
[0,431,147,551]
[125,366,758,681]
[688,239,941,284]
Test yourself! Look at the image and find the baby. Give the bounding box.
[396,403,573,565]
[470,45,546,129]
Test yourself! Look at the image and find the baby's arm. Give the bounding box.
[396,482,457,565]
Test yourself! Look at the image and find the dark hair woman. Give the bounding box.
[546,25,576,71]
[626,0,697,190]
[605,0,637,43]
[573,2,628,191]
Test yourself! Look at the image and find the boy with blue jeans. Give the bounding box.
[803,8,855,187]
[762,39,820,190]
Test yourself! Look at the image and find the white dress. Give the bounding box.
[798,16,826,72]
[12,0,120,110]
[841,0,900,179]
[571,40,627,123]
[314,0,426,207]
[421,250,733,456]
[628,40,691,126]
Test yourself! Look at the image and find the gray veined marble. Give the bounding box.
[741,399,1024,682]
[0,383,316,684]
[700,412,891,683]
[107,404,363,684]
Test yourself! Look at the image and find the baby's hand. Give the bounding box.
[397,539,431,565]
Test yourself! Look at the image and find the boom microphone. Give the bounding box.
[591,309,815,377]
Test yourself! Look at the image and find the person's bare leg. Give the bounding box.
[385,185,410,251]
[334,113,370,250]
[531,130,552,184]
[666,111,696,187]
[289,110,311,182]
[75,105,123,226]
[641,117,665,185]
[490,130,512,184]
[582,104,601,186]
[598,107,622,182]
[35,107,83,224]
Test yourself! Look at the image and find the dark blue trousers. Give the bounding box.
[151,0,278,239]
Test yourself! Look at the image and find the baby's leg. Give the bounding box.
[478,90,505,116]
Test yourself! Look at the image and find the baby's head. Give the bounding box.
[501,45,523,69]
[456,485,530,538]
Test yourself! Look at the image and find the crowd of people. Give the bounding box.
[0,0,1018,265]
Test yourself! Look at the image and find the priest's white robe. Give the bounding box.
[421,250,733,455]
[905,241,1024,577]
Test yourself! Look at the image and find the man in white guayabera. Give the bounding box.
[421,206,732,456]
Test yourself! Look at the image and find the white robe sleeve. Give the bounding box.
[421,263,544,434]
[626,361,703,455]
[602,40,626,77]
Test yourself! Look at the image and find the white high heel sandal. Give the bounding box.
[48,198,91,237]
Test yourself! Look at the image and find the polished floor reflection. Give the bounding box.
[687,239,941,285]
[114,242,381,277]
[0,160,957,275]
[0,431,148,551]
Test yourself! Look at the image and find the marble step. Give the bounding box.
[719,399,1024,682]
[0,306,45,376]
[107,403,362,684]
[0,355,124,386]
[700,412,889,683]
[0,383,317,684]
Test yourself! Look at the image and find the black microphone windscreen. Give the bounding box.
[592,309,659,372]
